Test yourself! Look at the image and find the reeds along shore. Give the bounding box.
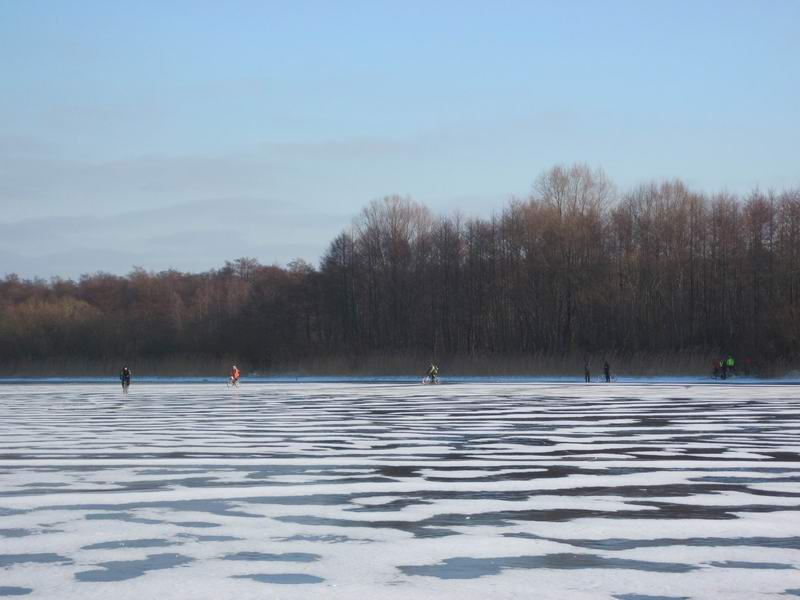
[0,351,792,378]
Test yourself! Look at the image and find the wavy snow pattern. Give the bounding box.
[0,382,799,599]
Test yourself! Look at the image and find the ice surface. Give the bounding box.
[0,382,799,599]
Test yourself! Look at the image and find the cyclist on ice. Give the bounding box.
[426,363,439,384]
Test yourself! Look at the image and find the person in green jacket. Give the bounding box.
[726,355,735,376]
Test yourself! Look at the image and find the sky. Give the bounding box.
[1,0,798,279]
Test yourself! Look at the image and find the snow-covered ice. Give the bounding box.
[1,382,799,599]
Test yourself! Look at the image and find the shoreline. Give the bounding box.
[0,350,790,379]
[1,374,798,385]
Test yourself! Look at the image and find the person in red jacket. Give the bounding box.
[230,365,241,386]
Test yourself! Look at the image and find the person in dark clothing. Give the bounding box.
[584,362,591,383]
[120,366,131,391]
[425,363,439,384]
[720,359,727,380]
[603,361,611,383]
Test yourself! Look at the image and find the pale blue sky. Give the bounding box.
[1,1,798,278]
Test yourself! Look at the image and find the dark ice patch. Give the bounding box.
[275,534,373,544]
[708,560,796,569]
[399,553,697,579]
[504,532,800,550]
[347,498,432,512]
[763,452,800,462]
[0,530,29,538]
[629,500,800,520]
[282,501,747,539]
[536,481,772,500]
[135,468,223,475]
[0,553,72,567]
[175,533,241,542]
[376,466,419,478]
[0,588,33,596]
[85,512,163,525]
[246,493,367,507]
[127,476,221,489]
[82,538,176,550]
[233,573,324,584]
[311,476,399,485]
[275,514,457,538]
[21,482,70,487]
[75,553,193,582]
[60,497,260,519]
[173,521,220,528]
[223,551,320,562]
[692,475,800,485]
[614,595,689,600]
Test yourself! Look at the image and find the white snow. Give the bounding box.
[1,382,799,599]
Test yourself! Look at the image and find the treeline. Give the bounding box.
[1,164,799,375]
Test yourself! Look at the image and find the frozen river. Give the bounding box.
[1,382,799,599]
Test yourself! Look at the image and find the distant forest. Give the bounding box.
[1,165,799,375]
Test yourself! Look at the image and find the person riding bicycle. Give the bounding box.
[120,365,131,390]
[230,365,241,385]
[426,363,439,383]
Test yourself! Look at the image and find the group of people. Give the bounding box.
[113,358,761,385]
[118,364,241,390]
[117,360,713,387]
[120,362,622,386]
[713,355,736,379]
[119,363,440,386]
[584,361,612,383]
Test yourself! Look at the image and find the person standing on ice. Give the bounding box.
[120,365,131,391]
[426,363,439,384]
[584,361,591,383]
[230,365,241,386]
[726,355,735,376]
[603,361,611,383]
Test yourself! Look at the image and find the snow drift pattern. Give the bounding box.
[0,383,799,599]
